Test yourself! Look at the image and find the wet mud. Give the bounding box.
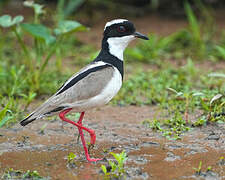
[0,106,224,179]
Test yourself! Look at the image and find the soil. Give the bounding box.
[0,106,225,179]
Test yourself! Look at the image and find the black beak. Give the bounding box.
[134,32,149,40]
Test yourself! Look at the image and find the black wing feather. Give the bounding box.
[56,64,111,95]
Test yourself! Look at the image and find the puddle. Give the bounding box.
[0,106,225,179]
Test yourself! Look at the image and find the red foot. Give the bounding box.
[87,157,103,162]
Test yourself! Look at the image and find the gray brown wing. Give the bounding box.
[30,65,115,117]
[53,65,114,103]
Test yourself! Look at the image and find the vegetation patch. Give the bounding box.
[2,168,48,180]
[101,151,128,179]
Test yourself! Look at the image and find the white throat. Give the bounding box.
[107,35,135,60]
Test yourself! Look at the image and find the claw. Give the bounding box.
[86,157,103,162]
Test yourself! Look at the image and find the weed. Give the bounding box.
[2,168,47,180]
[101,151,128,178]
[39,123,48,134]
[0,97,22,127]
[67,152,77,163]
[57,0,85,20]
[193,116,207,127]
[193,161,202,175]
[184,1,205,59]
[207,166,212,171]
[218,156,225,166]
[144,112,191,140]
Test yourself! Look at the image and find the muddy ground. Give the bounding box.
[0,106,224,179]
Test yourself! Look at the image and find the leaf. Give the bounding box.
[108,160,116,172]
[23,1,45,15]
[110,152,120,162]
[192,92,204,96]
[12,16,24,25]
[0,103,13,127]
[101,165,107,174]
[125,48,144,60]
[67,152,76,161]
[64,0,85,17]
[167,87,179,94]
[0,115,12,128]
[215,45,225,59]
[0,103,9,122]
[54,20,87,36]
[208,72,225,78]
[184,1,200,41]
[0,15,24,28]
[176,92,184,97]
[210,94,223,105]
[21,23,56,44]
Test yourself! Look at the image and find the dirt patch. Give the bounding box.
[0,106,224,179]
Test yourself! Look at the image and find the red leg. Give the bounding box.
[59,109,102,162]
[77,112,84,124]
[76,112,84,144]
[77,119,102,162]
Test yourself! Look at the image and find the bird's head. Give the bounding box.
[102,19,149,60]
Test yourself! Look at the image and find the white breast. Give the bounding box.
[97,67,122,104]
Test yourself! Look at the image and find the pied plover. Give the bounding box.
[20,19,149,162]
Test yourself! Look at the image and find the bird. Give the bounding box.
[20,19,149,162]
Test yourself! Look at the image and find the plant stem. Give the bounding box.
[13,27,30,59]
[57,0,65,21]
[40,42,58,73]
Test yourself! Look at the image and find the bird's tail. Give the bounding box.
[20,103,48,126]
[20,103,67,126]
[20,113,38,126]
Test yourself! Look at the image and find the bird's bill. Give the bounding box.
[134,32,149,40]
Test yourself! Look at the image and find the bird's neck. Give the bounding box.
[101,36,133,61]
[94,38,124,79]
[106,38,126,60]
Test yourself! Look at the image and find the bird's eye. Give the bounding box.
[117,25,126,32]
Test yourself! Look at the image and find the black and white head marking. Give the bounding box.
[104,19,136,38]
[102,19,148,60]
[103,19,135,60]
